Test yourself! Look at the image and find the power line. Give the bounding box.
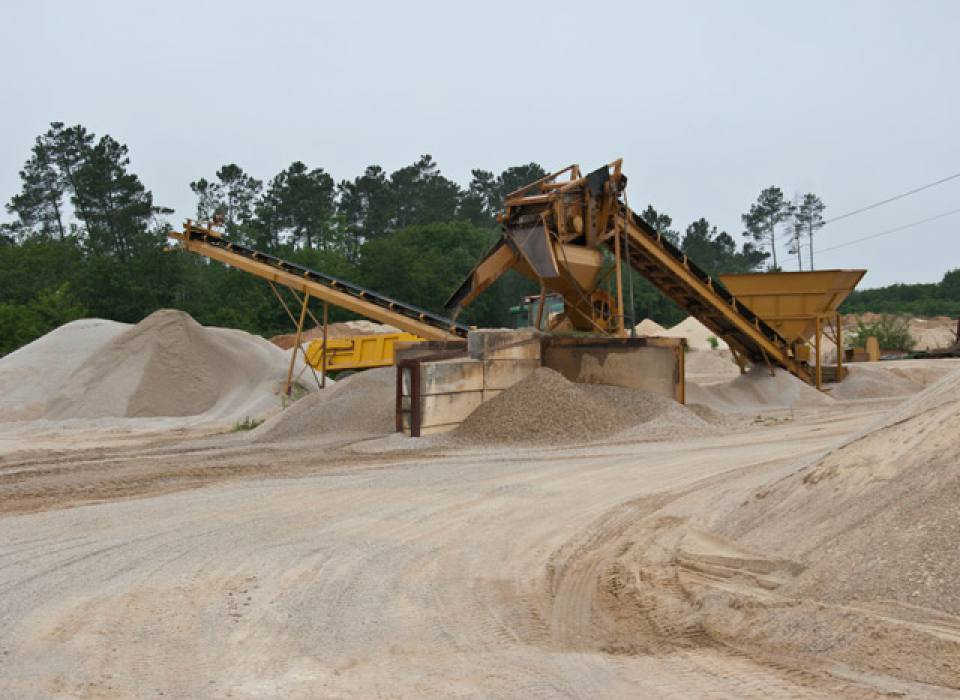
[823,171,960,225]
[818,207,960,254]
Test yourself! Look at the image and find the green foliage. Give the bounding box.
[707,335,719,349]
[230,416,265,432]
[6,120,940,361]
[741,186,792,270]
[358,222,507,327]
[841,268,960,318]
[0,282,87,356]
[680,218,768,276]
[639,204,679,244]
[849,315,916,352]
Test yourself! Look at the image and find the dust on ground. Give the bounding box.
[3,313,960,697]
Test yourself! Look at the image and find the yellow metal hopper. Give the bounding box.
[719,269,866,387]
[718,270,866,343]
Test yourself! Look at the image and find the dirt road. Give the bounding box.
[0,402,951,698]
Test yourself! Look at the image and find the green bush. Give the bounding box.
[849,314,916,352]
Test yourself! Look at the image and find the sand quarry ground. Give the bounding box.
[2,311,960,698]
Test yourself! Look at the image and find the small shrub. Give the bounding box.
[849,314,916,352]
[231,416,264,432]
[707,335,719,349]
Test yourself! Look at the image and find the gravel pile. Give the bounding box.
[252,367,395,443]
[456,367,721,445]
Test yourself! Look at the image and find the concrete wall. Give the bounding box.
[400,331,542,436]
[541,336,684,403]
[399,331,684,436]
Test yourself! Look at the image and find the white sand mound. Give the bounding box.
[722,368,960,615]
[634,318,666,336]
[252,367,395,443]
[663,316,728,350]
[687,365,832,412]
[44,309,297,423]
[684,348,741,385]
[0,319,130,421]
[455,367,720,445]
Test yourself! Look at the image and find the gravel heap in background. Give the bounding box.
[252,367,395,442]
[456,367,721,445]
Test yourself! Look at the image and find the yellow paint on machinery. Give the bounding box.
[718,270,865,343]
[444,160,867,388]
[304,332,423,372]
[719,270,866,387]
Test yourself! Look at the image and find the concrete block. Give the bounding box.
[418,390,484,429]
[542,341,683,402]
[482,389,503,403]
[483,359,540,391]
[467,329,541,360]
[419,358,483,395]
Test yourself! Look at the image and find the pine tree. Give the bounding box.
[741,186,791,270]
[793,193,826,270]
[640,205,680,244]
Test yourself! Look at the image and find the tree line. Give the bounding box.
[1,120,937,357]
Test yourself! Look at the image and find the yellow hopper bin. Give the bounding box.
[719,270,866,386]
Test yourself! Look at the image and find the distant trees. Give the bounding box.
[6,122,169,260]
[741,187,828,271]
[842,268,960,318]
[680,218,768,275]
[14,120,944,360]
[741,186,792,270]
[639,204,680,244]
[792,193,826,270]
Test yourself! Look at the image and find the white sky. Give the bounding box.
[2,0,959,288]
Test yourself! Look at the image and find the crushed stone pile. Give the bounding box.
[687,366,832,412]
[721,367,960,615]
[252,367,395,443]
[455,367,721,445]
[43,309,296,422]
[0,319,130,422]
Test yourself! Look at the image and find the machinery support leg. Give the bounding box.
[285,292,311,396]
[614,231,625,335]
[836,312,843,381]
[536,282,547,331]
[815,316,822,390]
[321,302,328,389]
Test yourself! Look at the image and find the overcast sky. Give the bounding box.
[3,1,958,288]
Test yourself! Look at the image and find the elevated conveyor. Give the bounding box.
[169,221,468,342]
[614,207,811,380]
[446,160,817,384]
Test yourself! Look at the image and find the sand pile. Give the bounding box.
[252,367,395,442]
[43,310,295,422]
[0,319,130,421]
[663,317,727,350]
[456,368,719,445]
[633,318,666,336]
[687,366,832,412]
[684,348,741,385]
[722,368,960,615]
